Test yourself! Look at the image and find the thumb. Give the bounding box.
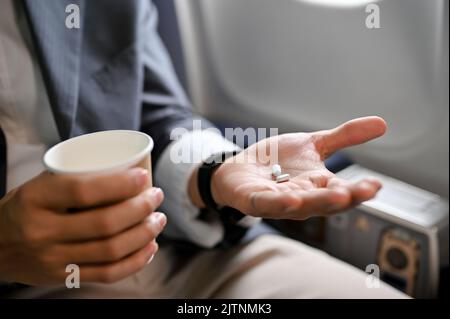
[315,116,387,158]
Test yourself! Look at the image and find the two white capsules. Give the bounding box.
[272,164,290,183]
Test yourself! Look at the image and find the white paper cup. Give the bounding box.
[44,130,153,186]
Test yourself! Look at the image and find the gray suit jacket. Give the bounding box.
[2,0,211,180]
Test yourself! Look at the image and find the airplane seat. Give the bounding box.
[152,0,188,90]
[153,0,354,174]
[175,0,449,198]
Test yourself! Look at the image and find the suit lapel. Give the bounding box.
[23,0,85,140]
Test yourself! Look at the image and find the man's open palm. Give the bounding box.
[212,117,387,220]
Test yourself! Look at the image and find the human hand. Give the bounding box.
[0,168,165,285]
[211,117,386,220]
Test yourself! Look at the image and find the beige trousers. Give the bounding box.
[13,235,408,299]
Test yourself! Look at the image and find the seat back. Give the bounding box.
[176,0,449,197]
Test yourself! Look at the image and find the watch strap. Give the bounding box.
[197,151,250,247]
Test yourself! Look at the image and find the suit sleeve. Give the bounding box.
[138,0,212,164]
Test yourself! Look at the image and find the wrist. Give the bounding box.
[197,151,239,211]
[187,164,227,208]
[188,167,205,209]
[211,167,226,207]
[0,192,14,246]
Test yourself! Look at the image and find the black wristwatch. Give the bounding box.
[197,151,258,247]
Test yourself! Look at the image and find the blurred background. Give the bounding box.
[153,0,449,298]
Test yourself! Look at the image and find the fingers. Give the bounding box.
[64,213,166,264]
[327,177,382,204]
[249,191,303,217]
[30,168,150,209]
[316,116,387,158]
[249,177,382,219]
[284,188,352,219]
[249,188,351,219]
[80,241,158,284]
[55,187,164,242]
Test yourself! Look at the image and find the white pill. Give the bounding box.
[272,164,282,177]
[276,173,290,183]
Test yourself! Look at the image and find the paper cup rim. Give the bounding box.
[43,130,154,175]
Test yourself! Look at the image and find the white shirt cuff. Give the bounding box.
[154,129,260,248]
